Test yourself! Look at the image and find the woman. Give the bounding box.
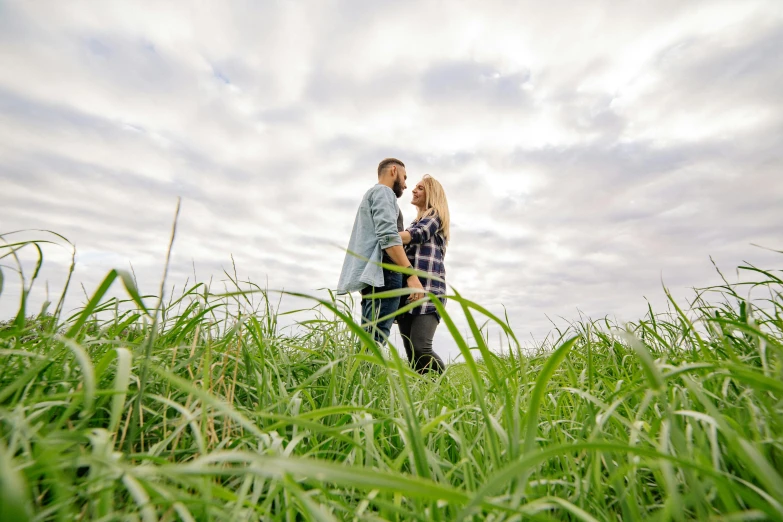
[398,174,450,373]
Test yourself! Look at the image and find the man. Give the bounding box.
[337,158,425,344]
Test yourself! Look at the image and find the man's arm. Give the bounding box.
[368,187,425,300]
[383,244,425,302]
[369,187,404,251]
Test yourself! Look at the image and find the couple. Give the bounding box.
[336,158,449,373]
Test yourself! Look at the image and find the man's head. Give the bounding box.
[377,158,407,198]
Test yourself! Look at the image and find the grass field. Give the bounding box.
[1,233,782,521]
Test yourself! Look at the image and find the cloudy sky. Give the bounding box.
[1,1,782,361]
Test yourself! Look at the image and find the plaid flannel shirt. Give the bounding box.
[404,214,447,316]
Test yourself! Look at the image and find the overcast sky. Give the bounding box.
[1,1,782,361]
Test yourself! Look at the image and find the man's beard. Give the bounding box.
[392,178,404,198]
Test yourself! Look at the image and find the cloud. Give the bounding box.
[1,0,782,361]
[420,61,532,107]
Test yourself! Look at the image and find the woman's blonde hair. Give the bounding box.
[416,174,450,247]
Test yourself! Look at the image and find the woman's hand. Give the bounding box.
[399,231,412,245]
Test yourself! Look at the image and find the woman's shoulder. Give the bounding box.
[413,212,440,225]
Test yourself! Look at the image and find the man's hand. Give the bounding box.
[382,245,425,302]
[406,275,425,303]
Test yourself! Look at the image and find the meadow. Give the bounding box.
[1,232,781,521]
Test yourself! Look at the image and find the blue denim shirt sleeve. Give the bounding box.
[369,186,403,249]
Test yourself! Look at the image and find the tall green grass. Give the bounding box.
[1,231,781,521]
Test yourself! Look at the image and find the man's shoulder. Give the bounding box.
[366,183,393,196]
[364,184,395,202]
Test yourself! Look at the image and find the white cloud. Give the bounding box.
[2,0,782,361]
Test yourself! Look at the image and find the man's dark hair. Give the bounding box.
[377,158,405,177]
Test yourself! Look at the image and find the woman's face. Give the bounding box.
[411,181,426,208]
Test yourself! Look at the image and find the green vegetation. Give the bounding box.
[1,232,782,521]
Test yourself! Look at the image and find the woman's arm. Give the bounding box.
[399,231,412,244]
[405,216,439,245]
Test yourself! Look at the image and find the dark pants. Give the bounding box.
[397,313,445,373]
[360,269,403,344]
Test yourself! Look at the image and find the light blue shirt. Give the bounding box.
[336,184,403,294]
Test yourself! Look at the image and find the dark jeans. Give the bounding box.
[360,269,403,344]
[397,313,445,373]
